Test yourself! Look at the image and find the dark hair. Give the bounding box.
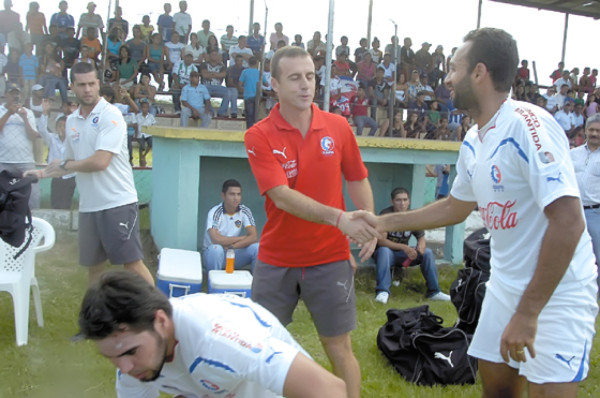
[222,178,241,193]
[100,85,115,100]
[70,61,96,83]
[462,28,518,92]
[78,270,172,340]
[271,46,310,80]
[248,56,257,66]
[391,187,409,199]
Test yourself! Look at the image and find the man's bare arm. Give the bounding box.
[25,150,114,179]
[377,195,475,232]
[207,228,244,247]
[282,352,347,398]
[267,185,378,244]
[230,225,258,249]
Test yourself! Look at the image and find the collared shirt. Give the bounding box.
[554,110,574,131]
[247,34,265,53]
[571,144,600,206]
[244,103,368,267]
[65,98,137,212]
[181,83,210,110]
[452,98,594,295]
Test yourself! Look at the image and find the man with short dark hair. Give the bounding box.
[180,70,211,127]
[0,87,40,208]
[229,35,253,68]
[203,179,259,272]
[372,187,450,304]
[78,270,347,397]
[196,19,213,48]
[238,56,260,128]
[245,45,379,398]
[50,0,75,40]
[26,62,153,286]
[356,28,598,398]
[247,22,265,58]
[200,48,238,118]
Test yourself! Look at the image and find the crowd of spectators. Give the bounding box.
[0,0,598,145]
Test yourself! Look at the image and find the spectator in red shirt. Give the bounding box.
[352,86,378,136]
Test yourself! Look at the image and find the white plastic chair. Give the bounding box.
[0,217,55,346]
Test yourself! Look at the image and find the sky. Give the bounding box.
[18,0,600,85]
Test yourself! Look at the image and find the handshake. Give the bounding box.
[336,210,384,261]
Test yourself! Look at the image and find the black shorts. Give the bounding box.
[252,259,356,337]
[78,203,144,266]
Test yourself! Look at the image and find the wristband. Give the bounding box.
[335,211,344,228]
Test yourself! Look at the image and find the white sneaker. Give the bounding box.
[429,292,451,302]
[375,291,389,304]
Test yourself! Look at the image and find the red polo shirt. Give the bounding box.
[244,103,369,267]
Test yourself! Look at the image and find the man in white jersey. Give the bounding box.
[78,270,346,397]
[203,179,259,272]
[25,62,154,286]
[355,28,598,398]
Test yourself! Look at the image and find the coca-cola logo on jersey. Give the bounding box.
[479,200,518,230]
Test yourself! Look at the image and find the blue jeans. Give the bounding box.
[206,84,238,116]
[584,208,600,288]
[202,243,259,272]
[373,246,441,297]
[354,115,378,136]
[180,106,212,127]
[244,97,256,128]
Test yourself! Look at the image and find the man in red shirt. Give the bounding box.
[244,46,378,398]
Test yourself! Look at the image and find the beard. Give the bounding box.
[452,76,479,113]
[139,331,168,382]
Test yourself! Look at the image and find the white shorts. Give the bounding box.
[468,276,598,384]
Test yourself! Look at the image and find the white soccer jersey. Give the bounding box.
[116,293,303,398]
[65,98,137,212]
[203,203,256,249]
[451,98,596,296]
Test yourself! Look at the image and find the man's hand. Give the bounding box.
[349,209,379,226]
[403,246,418,260]
[16,106,28,119]
[337,211,379,244]
[357,237,377,262]
[191,109,200,119]
[26,159,64,179]
[499,312,538,363]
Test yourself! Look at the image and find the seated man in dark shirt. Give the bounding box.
[372,187,451,304]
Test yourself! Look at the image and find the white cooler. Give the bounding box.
[157,248,203,298]
[208,270,253,297]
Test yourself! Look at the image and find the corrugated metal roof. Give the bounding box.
[491,0,600,19]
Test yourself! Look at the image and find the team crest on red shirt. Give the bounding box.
[321,136,335,155]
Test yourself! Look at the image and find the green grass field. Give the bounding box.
[0,229,598,397]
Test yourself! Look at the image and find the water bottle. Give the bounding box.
[226,249,235,273]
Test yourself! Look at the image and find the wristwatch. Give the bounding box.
[59,159,70,170]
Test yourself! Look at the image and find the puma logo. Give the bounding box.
[336,280,349,290]
[119,222,130,229]
[555,354,576,369]
[434,351,454,368]
[546,172,563,184]
[247,147,256,157]
[272,147,287,159]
